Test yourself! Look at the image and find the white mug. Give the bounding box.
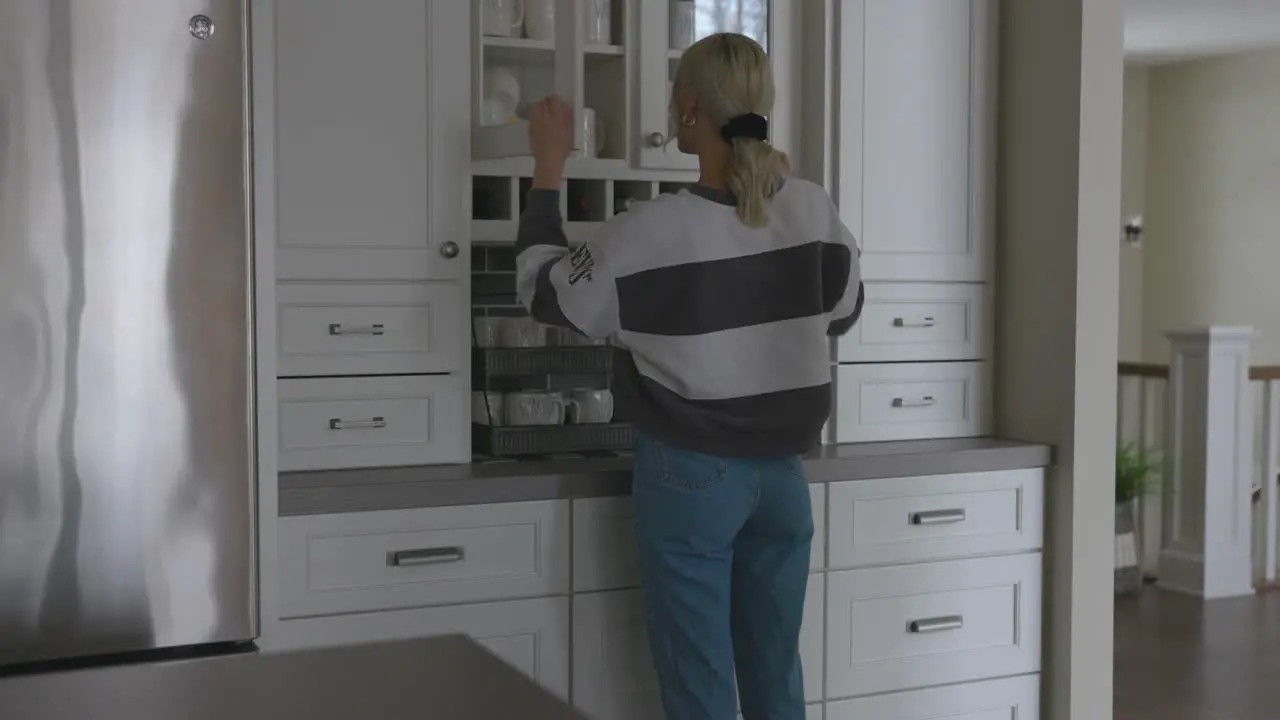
[578,108,605,159]
[583,0,612,44]
[568,388,614,424]
[505,391,566,426]
[499,316,547,348]
[670,1,696,50]
[482,0,524,37]
[524,0,556,41]
[472,391,505,426]
[472,317,503,348]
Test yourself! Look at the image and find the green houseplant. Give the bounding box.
[1115,443,1160,595]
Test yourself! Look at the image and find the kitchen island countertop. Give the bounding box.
[280,437,1052,516]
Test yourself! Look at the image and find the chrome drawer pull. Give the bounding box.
[329,416,387,430]
[892,396,936,408]
[893,316,936,328]
[908,615,964,634]
[910,508,967,526]
[388,546,465,567]
[329,323,385,336]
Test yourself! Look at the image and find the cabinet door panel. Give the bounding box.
[262,0,468,280]
[840,0,995,282]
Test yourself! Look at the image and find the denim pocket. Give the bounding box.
[652,442,728,493]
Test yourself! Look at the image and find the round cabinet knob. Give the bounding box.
[189,15,215,40]
[439,241,460,259]
[645,132,666,148]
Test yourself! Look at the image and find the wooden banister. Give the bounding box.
[1117,362,1280,382]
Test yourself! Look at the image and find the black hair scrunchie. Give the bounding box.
[720,113,768,143]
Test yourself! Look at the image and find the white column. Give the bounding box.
[1158,327,1256,599]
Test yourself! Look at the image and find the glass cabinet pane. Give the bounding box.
[670,0,769,51]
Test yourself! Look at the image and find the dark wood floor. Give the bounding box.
[1115,587,1280,719]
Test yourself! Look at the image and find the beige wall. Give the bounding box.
[997,0,1121,717]
[1118,67,1148,362]
[1141,48,1280,362]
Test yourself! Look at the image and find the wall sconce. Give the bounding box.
[1122,215,1143,247]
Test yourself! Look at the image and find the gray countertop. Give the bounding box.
[280,437,1052,516]
[0,635,585,720]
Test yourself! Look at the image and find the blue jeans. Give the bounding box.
[632,432,813,720]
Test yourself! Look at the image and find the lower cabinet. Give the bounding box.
[268,595,571,699]
[572,576,826,719]
[825,553,1042,699]
[826,674,1039,720]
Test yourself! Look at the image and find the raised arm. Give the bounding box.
[515,189,623,338]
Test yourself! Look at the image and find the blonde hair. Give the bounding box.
[672,33,786,228]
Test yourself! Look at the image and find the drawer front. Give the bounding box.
[828,468,1044,568]
[277,282,463,376]
[825,554,1042,699]
[278,375,466,470]
[572,484,826,592]
[836,283,989,363]
[833,362,989,443]
[278,500,570,618]
[827,674,1039,720]
[267,596,571,700]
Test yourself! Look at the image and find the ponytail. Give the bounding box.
[726,137,786,228]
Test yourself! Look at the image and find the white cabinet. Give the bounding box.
[828,0,996,282]
[827,674,1039,720]
[828,469,1045,569]
[572,575,825,717]
[258,0,470,280]
[277,375,468,470]
[571,590,664,720]
[825,554,1042,699]
[278,500,570,617]
[276,283,466,377]
[836,283,991,363]
[269,596,572,700]
[473,0,799,170]
[832,362,991,443]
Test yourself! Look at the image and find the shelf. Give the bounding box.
[585,44,624,57]
[482,36,555,64]
[473,346,612,377]
[474,422,634,457]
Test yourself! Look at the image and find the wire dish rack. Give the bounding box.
[472,343,634,457]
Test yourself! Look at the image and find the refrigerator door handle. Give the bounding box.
[387,547,466,567]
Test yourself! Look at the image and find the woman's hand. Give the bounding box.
[529,95,574,189]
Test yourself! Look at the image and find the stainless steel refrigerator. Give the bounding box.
[0,0,256,670]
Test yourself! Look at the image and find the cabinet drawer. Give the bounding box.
[836,283,989,362]
[278,375,466,470]
[833,362,989,443]
[268,596,571,700]
[827,674,1038,720]
[572,484,826,592]
[825,554,1042,699]
[828,468,1044,568]
[278,500,570,618]
[277,282,463,376]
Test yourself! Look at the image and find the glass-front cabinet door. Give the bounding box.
[636,0,777,171]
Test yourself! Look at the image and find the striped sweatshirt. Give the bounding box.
[515,181,864,457]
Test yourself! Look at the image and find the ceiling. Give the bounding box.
[1125,0,1280,63]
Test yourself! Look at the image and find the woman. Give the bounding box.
[517,33,863,720]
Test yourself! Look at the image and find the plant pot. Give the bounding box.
[1114,500,1142,595]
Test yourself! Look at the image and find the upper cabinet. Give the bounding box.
[257,0,471,280]
[815,0,997,282]
[472,0,798,173]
